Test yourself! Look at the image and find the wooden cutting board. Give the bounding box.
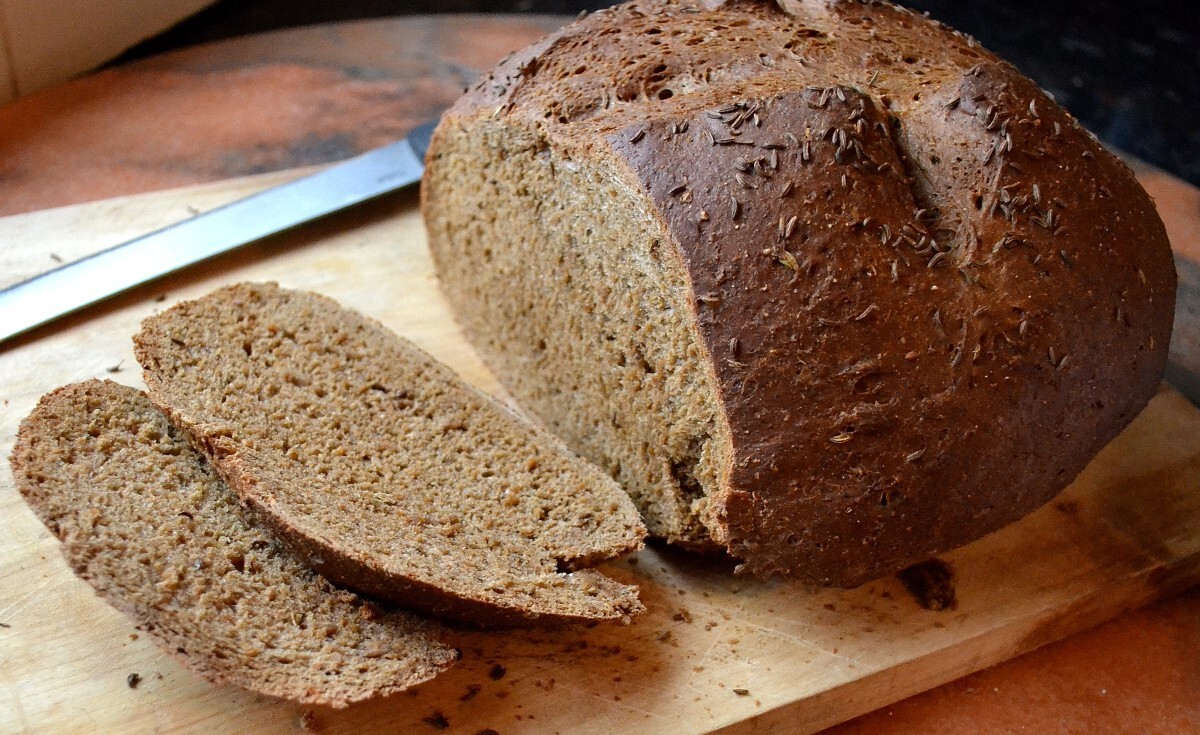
[2,174,1200,735]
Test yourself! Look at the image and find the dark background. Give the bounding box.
[118,0,1200,187]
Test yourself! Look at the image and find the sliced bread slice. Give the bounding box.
[10,380,455,707]
[133,282,645,626]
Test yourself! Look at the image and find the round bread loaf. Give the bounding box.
[421,0,1176,585]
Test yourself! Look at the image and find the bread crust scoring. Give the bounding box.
[426,0,1176,584]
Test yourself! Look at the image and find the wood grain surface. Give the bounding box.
[1,174,1199,735]
[0,14,1198,734]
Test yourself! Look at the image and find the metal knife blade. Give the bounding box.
[0,119,438,346]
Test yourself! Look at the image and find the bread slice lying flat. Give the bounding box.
[134,283,645,626]
[11,380,455,707]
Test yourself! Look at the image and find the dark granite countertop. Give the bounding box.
[120,0,1200,187]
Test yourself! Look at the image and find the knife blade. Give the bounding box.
[0,119,438,346]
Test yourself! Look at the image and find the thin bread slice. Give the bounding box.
[133,283,646,626]
[10,380,455,707]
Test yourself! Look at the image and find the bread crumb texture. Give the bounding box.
[10,380,455,707]
[134,282,645,625]
[422,0,1176,584]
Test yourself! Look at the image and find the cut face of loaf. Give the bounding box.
[425,125,730,551]
[133,282,645,626]
[10,380,455,707]
[421,0,1176,585]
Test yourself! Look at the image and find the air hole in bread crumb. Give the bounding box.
[668,455,704,506]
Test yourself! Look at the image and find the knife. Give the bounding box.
[0,119,438,346]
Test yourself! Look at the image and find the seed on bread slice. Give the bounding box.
[134,282,645,626]
[10,380,455,707]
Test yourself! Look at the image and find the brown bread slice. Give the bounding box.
[10,380,455,707]
[133,282,645,626]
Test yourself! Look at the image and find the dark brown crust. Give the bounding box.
[429,0,1175,584]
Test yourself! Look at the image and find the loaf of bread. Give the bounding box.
[134,282,645,625]
[10,380,455,706]
[421,0,1176,585]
